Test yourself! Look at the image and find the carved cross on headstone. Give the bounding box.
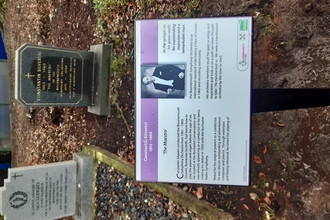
[24,73,35,78]
[11,173,23,180]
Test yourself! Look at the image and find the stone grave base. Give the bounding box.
[73,152,94,220]
[88,44,112,116]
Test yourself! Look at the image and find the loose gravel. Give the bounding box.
[94,162,204,220]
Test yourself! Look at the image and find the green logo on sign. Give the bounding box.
[239,19,248,31]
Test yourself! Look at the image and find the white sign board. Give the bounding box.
[135,17,252,185]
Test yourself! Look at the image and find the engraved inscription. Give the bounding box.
[29,51,79,102]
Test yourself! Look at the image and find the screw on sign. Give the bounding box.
[9,191,28,209]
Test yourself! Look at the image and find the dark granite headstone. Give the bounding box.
[15,44,94,106]
[15,44,112,115]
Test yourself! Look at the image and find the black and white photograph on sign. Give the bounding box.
[140,64,186,98]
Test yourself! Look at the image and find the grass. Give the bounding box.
[260,13,275,36]
[264,205,276,219]
[225,201,232,210]
[263,24,275,35]
[110,54,132,133]
[184,0,201,18]
[93,0,128,15]
[258,178,270,188]
[264,205,287,220]
[268,141,284,158]
[268,141,300,171]
[138,0,201,18]
[111,55,126,73]
[96,18,107,33]
[219,186,234,196]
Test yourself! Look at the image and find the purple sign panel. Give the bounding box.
[141,99,158,181]
[140,20,159,181]
[141,20,158,64]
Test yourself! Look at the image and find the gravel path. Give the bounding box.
[94,162,204,220]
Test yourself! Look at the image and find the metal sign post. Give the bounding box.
[252,89,330,113]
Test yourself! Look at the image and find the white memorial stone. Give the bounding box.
[0,161,77,220]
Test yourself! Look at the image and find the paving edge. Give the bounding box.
[83,145,234,220]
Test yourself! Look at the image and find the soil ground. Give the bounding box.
[4,0,330,219]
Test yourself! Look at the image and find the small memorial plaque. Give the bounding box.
[15,44,94,106]
[0,161,76,220]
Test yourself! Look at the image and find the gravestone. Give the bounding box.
[15,44,112,116]
[0,152,93,220]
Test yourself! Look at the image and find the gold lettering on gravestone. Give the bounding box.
[29,50,78,102]
[47,64,51,81]
[37,52,42,72]
[73,59,76,98]
[69,57,73,99]
[60,79,63,97]
[56,64,60,91]
[60,58,64,77]
[47,64,51,90]
[36,73,41,101]
[42,82,46,91]
[59,58,65,97]
[64,64,68,92]
[36,51,42,101]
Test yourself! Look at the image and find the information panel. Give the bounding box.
[135,17,252,185]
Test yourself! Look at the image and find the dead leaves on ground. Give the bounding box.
[192,186,203,199]
[259,172,266,178]
[254,144,268,166]
[243,204,250,210]
[263,145,268,154]
[264,196,271,205]
[275,122,285,127]
[254,155,263,164]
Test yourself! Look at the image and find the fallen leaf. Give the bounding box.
[254,155,262,164]
[276,122,285,127]
[263,145,268,154]
[249,192,258,200]
[243,204,250,210]
[272,182,277,191]
[259,172,266,178]
[264,196,271,204]
[287,191,291,198]
[193,187,203,199]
